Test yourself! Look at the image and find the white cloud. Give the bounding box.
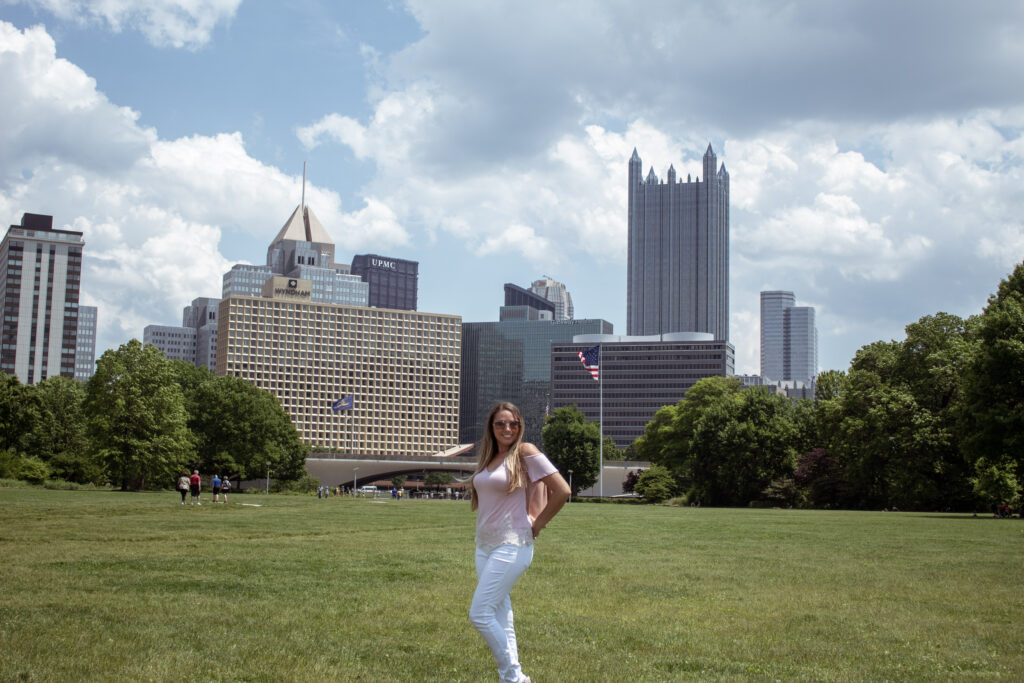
[0,21,411,357]
[476,223,551,262]
[10,0,242,48]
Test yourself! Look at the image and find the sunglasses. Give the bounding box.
[493,420,521,430]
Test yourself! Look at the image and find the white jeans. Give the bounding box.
[470,543,534,682]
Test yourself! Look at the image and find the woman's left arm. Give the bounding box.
[531,471,570,538]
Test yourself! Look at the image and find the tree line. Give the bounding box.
[623,264,1024,510]
[1,339,308,490]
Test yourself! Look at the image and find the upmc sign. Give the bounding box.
[371,258,397,270]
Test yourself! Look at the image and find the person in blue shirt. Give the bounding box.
[212,474,222,503]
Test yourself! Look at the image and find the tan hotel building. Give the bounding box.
[216,275,461,455]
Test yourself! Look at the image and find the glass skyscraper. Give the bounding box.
[627,146,729,340]
[459,316,612,445]
[760,290,817,382]
[529,277,574,320]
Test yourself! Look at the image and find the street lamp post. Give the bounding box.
[353,467,359,496]
[568,469,573,502]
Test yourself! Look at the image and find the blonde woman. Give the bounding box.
[468,402,570,683]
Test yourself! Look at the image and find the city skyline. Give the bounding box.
[2,3,1023,375]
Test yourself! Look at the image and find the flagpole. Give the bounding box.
[599,343,603,499]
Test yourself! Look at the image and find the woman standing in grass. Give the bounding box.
[469,402,571,683]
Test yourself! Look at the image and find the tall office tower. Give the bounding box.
[1,213,84,384]
[784,305,817,382]
[760,290,817,382]
[351,254,418,311]
[760,290,795,382]
[74,305,97,382]
[529,277,574,320]
[627,146,730,340]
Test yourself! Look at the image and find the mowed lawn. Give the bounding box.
[1,489,1021,682]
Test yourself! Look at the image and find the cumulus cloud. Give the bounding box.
[296,0,1024,374]
[9,0,242,48]
[0,21,409,356]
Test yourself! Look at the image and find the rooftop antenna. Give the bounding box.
[301,162,307,212]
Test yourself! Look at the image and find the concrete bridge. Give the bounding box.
[304,447,649,497]
[304,447,478,489]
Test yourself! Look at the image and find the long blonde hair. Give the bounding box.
[469,402,527,511]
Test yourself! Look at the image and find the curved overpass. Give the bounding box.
[305,450,478,488]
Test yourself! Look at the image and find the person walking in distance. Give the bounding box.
[212,473,222,503]
[221,475,231,503]
[468,402,570,683]
[177,472,190,505]
[189,470,201,506]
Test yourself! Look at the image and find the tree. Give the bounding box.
[83,340,195,490]
[634,464,676,503]
[391,475,409,488]
[622,469,641,494]
[186,374,307,481]
[19,377,100,483]
[0,373,33,452]
[635,377,800,506]
[425,471,453,486]
[541,405,600,495]
[961,264,1024,506]
[821,315,975,511]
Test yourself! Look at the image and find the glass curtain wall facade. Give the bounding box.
[459,318,612,445]
[760,291,817,382]
[760,290,795,382]
[784,306,817,382]
[529,277,574,320]
[627,146,730,340]
[73,305,97,381]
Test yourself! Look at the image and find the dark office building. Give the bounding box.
[502,283,555,317]
[551,334,734,448]
[351,254,418,311]
[628,146,730,340]
[460,317,613,445]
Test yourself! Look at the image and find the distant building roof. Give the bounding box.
[271,205,333,246]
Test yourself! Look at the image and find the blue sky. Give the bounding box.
[2,0,1023,375]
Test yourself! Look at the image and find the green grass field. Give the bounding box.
[1,489,1022,682]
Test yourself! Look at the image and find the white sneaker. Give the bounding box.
[197,502,201,505]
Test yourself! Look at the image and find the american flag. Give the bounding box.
[578,345,600,381]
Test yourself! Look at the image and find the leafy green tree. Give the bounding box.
[0,373,33,452]
[693,385,800,506]
[823,314,975,510]
[83,339,195,490]
[425,471,453,486]
[541,405,600,495]
[391,475,409,488]
[187,374,307,481]
[634,464,676,503]
[961,264,1024,505]
[20,377,100,483]
[636,377,799,506]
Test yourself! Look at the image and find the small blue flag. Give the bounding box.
[332,395,355,412]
